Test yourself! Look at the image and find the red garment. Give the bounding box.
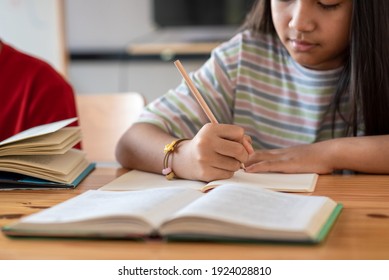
[0,41,79,142]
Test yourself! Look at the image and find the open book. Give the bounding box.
[0,118,95,190]
[2,184,342,243]
[100,169,318,193]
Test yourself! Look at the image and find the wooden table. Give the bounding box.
[1,167,389,260]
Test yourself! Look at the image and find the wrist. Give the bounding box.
[323,138,347,171]
[162,138,189,180]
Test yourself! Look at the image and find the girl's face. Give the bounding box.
[271,0,353,70]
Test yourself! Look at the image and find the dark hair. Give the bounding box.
[244,0,389,137]
[242,0,274,34]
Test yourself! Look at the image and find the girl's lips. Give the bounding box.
[289,39,316,52]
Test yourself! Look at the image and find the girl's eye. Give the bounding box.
[318,2,340,10]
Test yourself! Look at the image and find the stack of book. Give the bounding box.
[0,118,95,190]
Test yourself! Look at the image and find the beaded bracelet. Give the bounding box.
[162,138,188,180]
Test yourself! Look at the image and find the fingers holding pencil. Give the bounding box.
[192,123,253,175]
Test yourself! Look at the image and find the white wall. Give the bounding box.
[0,0,67,76]
[65,0,155,51]
[65,0,207,102]
[69,59,204,102]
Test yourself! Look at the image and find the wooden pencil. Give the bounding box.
[174,60,218,124]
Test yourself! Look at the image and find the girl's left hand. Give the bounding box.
[244,142,335,174]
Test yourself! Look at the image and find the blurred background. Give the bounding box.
[0,0,255,102]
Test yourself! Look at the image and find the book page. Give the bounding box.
[169,184,333,231]
[204,170,318,192]
[99,170,317,193]
[99,170,205,191]
[0,118,77,146]
[0,127,81,156]
[0,149,86,183]
[0,149,84,173]
[19,188,204,230]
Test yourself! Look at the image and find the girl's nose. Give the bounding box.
[288,3,316,33]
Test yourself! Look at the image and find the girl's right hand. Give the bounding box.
[173,123,253,182]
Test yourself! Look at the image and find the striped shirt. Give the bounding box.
[138,30,351,149]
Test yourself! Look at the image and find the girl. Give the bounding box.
[116,0,389,181]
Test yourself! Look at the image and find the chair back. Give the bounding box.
[76,92,145,163]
